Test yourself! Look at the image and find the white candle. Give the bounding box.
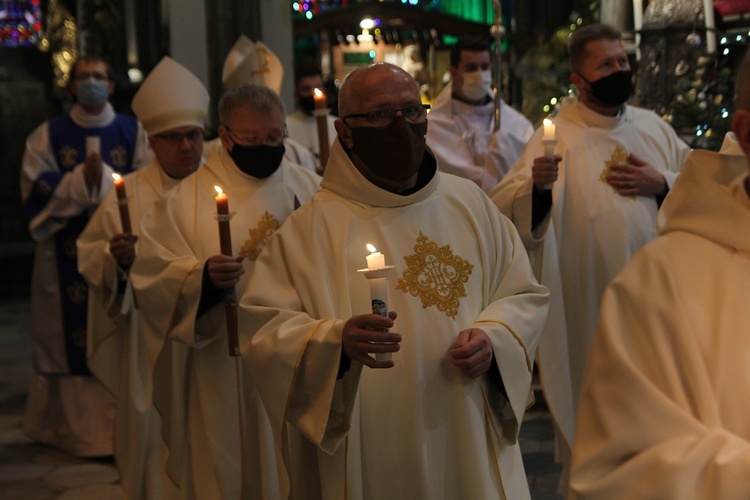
[366,243,385,270]
[543,118,556,141]
[704,0,716,54]
[86,135,100,157]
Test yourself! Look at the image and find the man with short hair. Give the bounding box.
[241,62,549,499]
[217,35,320,173]
[569,47,750,499]
[77,56,209,498]
[20,54,150,457]
[490,23,690,491]
[130,83,320,499]
[426,35,534,192]
[286,65,337,171]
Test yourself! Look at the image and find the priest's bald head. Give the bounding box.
[334,63,429,193]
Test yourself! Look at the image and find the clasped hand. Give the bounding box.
[342,312,401,369]
[207,254,245,288]
[109,233,137,268]
[449,328,493,379]
[531,154,561,190]
[605,152,667,197]
[342,314,493,379]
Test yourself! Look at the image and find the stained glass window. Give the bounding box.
[0,0,43,48]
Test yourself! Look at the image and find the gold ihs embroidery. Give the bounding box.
[239,211,280,261]
[396,232,473,320]
[58,146,78,168]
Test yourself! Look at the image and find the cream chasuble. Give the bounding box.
[241,139,549,499]
[490,96,689,453]
[570,150,750,498]
[78,157,182,499]
[130,146,320,500]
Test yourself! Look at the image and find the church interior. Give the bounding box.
[1,0,749,497]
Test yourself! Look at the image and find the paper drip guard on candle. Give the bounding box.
[214,186,241,356]
[358,244,396,361]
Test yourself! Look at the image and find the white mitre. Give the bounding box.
[131,56,209,135]
[222,35,283,94]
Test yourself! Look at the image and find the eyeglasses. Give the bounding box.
[154,129,204,146]
[342,104,430,127]
[225,126,287,147]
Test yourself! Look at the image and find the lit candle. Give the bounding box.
[112,173,132,236]
[313,88,327,110]
[542,118,556,141]
[366,243,385,270]
[541,119,557,191]
[214,185,239,356]
[215,186,232,256]
[313,88,330,170]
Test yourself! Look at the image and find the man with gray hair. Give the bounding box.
[130,83,319,499]
[569,47,750,498]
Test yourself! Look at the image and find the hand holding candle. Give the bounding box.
[214,185,240,356]
[358,244,396,361]
[313,87,330,170]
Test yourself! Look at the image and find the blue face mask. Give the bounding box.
[76,78,109,108]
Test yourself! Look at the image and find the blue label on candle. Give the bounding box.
[371,299,389,332]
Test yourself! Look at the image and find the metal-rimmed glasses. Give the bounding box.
[342,104,430,128]
[224,126,288,147]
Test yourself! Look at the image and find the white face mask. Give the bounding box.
[460,70,492,101]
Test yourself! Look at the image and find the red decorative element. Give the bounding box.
[714,0,750,17]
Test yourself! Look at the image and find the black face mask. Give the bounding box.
[298,96,317,115]
[581,70,633,106]
[228,143,285,179]
[349,116,428,183]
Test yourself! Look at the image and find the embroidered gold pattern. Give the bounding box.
[59,146,78,168]
[240,211,280,261]
[109,146,128,169]
[600,146,636,199]
[67,281,87,303]
[396,232,473,320]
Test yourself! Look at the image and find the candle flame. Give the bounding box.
[214,185,223,195]
[366,243,377,253]
[543,118,552,127]
[313,88,324,99]
[112,173,122,181]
